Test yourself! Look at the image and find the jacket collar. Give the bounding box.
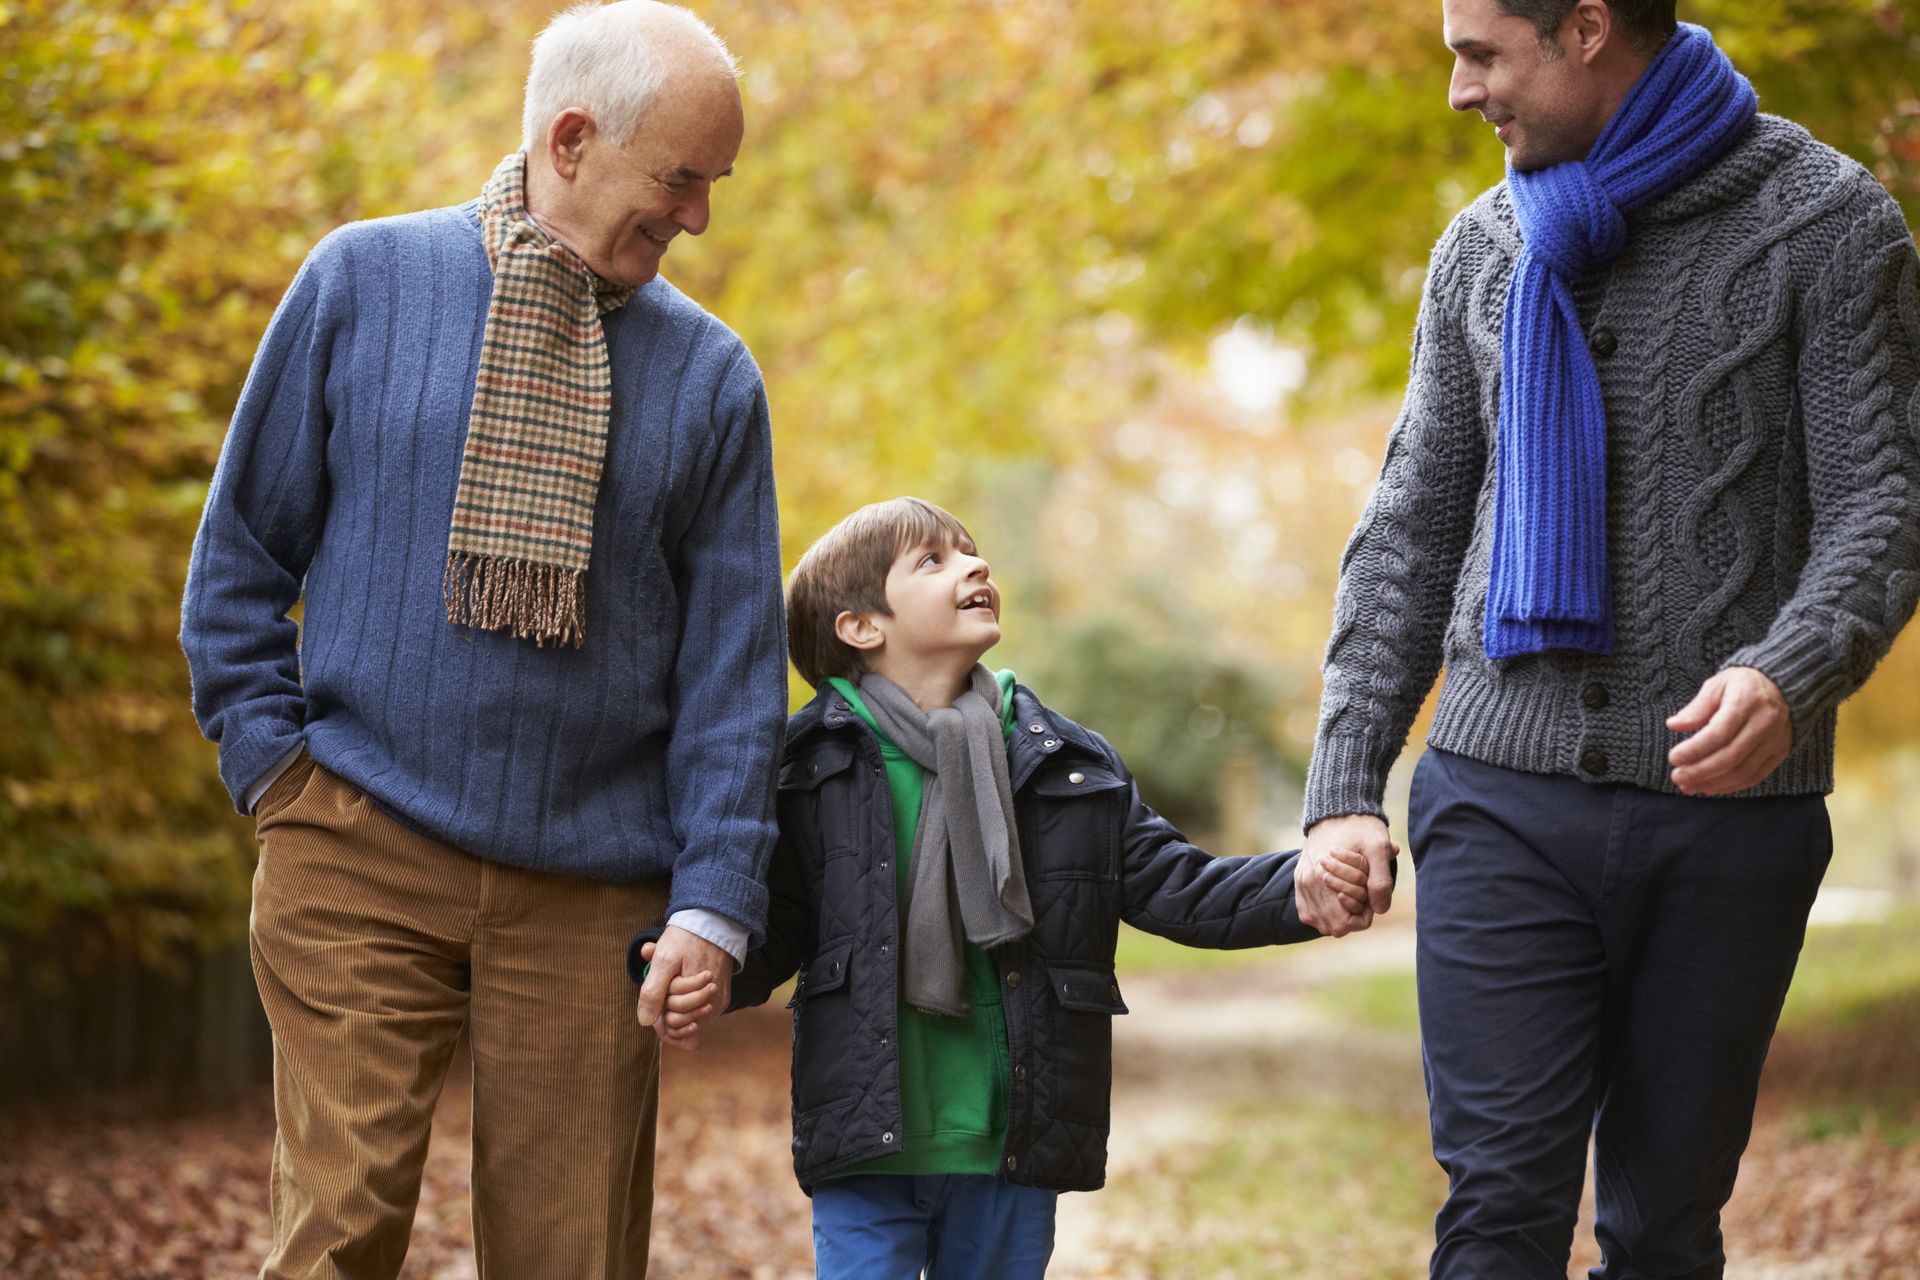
[786,681,1106,789]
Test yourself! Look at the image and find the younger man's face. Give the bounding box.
[873,535,1002,665]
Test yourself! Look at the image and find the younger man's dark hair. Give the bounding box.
[786,497,979,689]
[1498,0,1677,56]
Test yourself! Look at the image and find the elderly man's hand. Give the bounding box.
[1667,666,1793,796]
[635,925,733,1052]
[1299,814,1398,937]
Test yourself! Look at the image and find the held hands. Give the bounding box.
[1298,813,1399,938]
[1667,666,1792,796]
[635,925,732,1052]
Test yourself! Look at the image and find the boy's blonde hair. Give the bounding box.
[787,497,978,688]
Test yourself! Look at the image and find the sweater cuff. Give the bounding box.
[1302,733,1391,832]
[1722,620,1849,740]
[218,721,307,815]
[666,864,771,950]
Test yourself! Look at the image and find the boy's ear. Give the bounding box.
[834,609,886,653]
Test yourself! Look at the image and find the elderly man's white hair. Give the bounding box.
[521,1,739,155]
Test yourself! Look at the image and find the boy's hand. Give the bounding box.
[1318,847,1373,918]
[1298,814,1398,937]
[636,941,720,1050]
[636,926,733,1052]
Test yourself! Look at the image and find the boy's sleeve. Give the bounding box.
[1106,739,1320,949]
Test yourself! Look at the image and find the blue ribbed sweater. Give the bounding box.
[180,201,786,937]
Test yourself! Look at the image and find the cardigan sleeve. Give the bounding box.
[1722,179,1920,736]
[1302,216,1488,829]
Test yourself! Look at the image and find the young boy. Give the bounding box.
[638,497,1366,1278]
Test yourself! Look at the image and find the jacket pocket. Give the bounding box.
[1044,962,1122,1124]
[790,938,858,1118]
[780,741,857,793]
[1023,762,1126,880]
[786,937,853,1008]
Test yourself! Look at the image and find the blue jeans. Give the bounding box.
[811,1173,1059,1280]
[1410,747,1830,1280]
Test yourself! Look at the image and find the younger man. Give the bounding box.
[642,497,1365,1278]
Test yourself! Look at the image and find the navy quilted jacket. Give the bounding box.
[728,683,1320,1192]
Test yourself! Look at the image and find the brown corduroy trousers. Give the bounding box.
[249,751,668,1280]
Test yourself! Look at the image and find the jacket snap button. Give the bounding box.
[1028,723,1045,734]
[807,763,818,777]
[1006,971,1021,988]
[1043,739,1057,749]
[879,860,889,872]
[1061,982,1073,997]
[1005,1155,1018,1172]
[879,943,890,955]
[1068,771,1085,784]
[1014,1063,1027,1081]
[880,1035,889,1047]
[882,1131,894,1144]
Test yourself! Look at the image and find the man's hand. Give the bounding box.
[635,925,733,1052]
[1299,813,1398,937]
[1667,666,1792,796]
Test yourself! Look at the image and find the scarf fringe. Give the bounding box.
[443,552,586,649]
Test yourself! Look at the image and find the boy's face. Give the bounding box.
[861,535,1002,668]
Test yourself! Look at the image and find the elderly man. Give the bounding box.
[1294,0,1918,1276]
[180,3,782,1276]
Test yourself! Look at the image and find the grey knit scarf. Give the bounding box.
[858,666,1033,1016]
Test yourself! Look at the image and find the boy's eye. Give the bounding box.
[919,552,940,568]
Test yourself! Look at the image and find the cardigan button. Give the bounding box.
[1580,746,1611,776]
[1582,682,1610,711]
[1590,327,1617,356]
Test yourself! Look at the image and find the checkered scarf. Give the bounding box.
[443,151,635,648]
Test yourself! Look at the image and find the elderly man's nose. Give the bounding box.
[676,192,712,236]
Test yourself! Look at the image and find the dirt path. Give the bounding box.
[1050,919,1917,1279]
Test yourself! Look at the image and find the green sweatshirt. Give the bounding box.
[823,670,1018,1177]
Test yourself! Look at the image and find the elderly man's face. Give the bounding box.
[1443,0,1610,171]
[552,69,744,288]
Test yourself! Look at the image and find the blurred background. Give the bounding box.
[1,1,1916,1276]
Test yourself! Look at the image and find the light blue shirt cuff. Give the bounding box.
[243,744,306,814]
[665,907,749,971]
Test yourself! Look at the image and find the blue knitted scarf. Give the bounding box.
[1484,23,1755,659]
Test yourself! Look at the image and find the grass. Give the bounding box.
[1314,969,1420,1034]
[1778,902,1920,1028]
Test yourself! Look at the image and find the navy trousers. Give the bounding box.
[1408,747,1830,1280]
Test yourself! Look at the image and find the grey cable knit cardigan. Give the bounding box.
[1305,115,1920,829]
